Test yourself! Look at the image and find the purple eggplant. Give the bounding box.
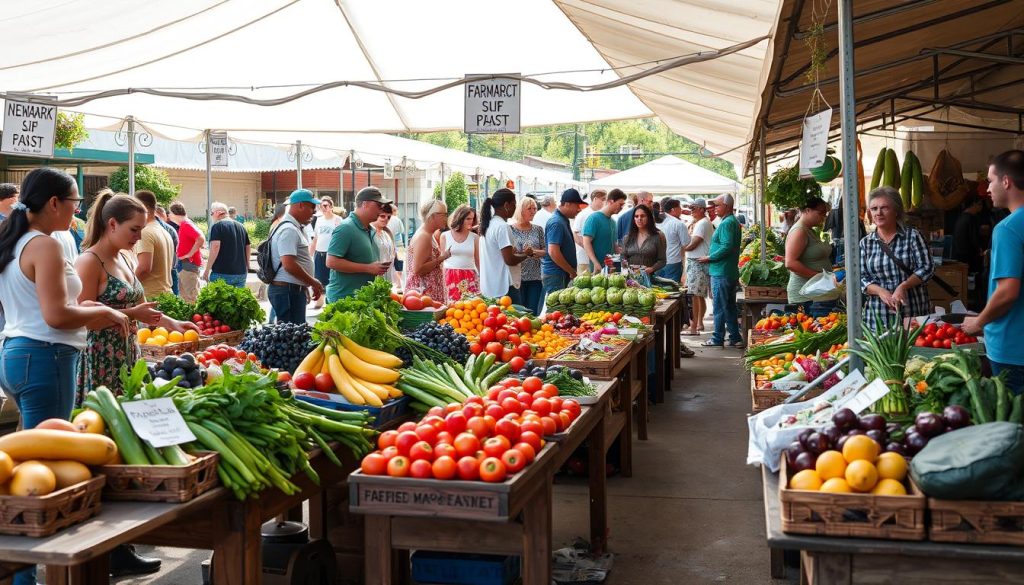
[792,451,817,473]
[859,413,887,431]
[866,429,888,445]
[797,428,815,450]
[904,432,929,455]
[885,441,907,456]
[820,425,842,447]
[785,441,805,468]
[942,405,971,429]
[915,412,945,438]
[832,408,858,431]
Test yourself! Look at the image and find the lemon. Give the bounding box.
[842,435,880,464]
[150,335,167,346]
[870,478,907,496]
[167,331,184,343]
[137,328,152,343]
[820,477,853,493]
[815,450,847,480]
[152,326,169,338]
[845,459,879,492]
[183,330,200,342]
[875,452,908,482]
[788,469,822,491]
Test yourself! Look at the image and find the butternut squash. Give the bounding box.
[0,429,118,466]
[9,461,56,497]
[38,460,92,489]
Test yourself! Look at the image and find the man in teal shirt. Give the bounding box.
[582,188,627,271]
[325,186,391,301]
[699,194,743,348]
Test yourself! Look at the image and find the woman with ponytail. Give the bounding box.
[479,189,534,300]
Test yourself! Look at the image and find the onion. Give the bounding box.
[942,405,971,429]
[832,408,858,431]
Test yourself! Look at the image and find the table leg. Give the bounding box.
[521,479,552,585]
[801,551,851,585]
[769,547,786,578]
[213,500,263,585]
[58,555,108,585]
[588,403,608,555]
[365,515,394,584]
[653,324,665,404]
[619,371,633,478]
[636,345,649,441]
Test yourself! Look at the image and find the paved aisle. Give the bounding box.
[550,337,795,584]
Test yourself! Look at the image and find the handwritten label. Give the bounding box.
[464,76,521,134]
[2,98,57,157]
[121,398,196,448]
[356,484,504,519]
[798,107,832,177]
[209,131,229,167]
[840,378,892,414]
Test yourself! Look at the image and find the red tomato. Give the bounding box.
[517,343,532,359]
[508,333,521,346]
[486,387,502,401]
[540,416,558,435]
[483,414,497,433]
[462,403,484,419]
[314,373,334,392]
[943,338,953,349]
[192,314,203,323]
[932,340,943,348]
[924,323,937,335]
[516,317,532,332]
[497,389,517,402]
[212,320,222,328]
[501,396,523,415]
[558,411,573,429]
[495,313,508,326]
[454,433,481,458]
[549,397,564,412]
[516,391,534,405]
[435,431,454,445]
[499,347,514,363]
[502,377,522,387]
[467,416,490,437]
[483,316,498,328]
[488,305,501,316]
[550,311,562,320]
[426,406,445,418]
[236,350,247,360]
[398,421,418,433]
[415,425,438,444]
[380,446,399,460]
[470,342,483,355]
[445,412,468,435]
[403,296,425,310]
[514,442,537,464]
[501,448,526,473]
[485,403,504,419]
[495,418,521,443]
[934,329,947,340]
[914,337,928,347]
[433,443,456,460]
[293,372,315,390]
[479,328,497,344]
[531,397,552,416]
[457,456,480,480]
[410,459,433,478]
[445,402,462,414]
[377,430,399,450]
[483,435,511,458]
[465,395,485,406]
[520,420,544,436]
[360,453,388,475]
[563,399,582,417]
[486,342,504,356]
[479,457,507,483]
[496,329,509,343]
[432,456,457,480]
[248,353,259,362]
[508,356,526,373]
[215,348,229,362]
[386,456,410,477]
[541,383,559,398]
[520,431,543,452]
[395,431,420,455]
[522,377,543,393]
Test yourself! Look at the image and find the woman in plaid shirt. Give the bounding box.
[859,187,934,330]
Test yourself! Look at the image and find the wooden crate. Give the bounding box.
[928,498,1024,545]
[743,286,788,301]
[747,328,775,348]
[778,457,926,541]
[546,342,632,380]
[0,476,105,537]
[96,451,220,503]
[751,375,825,413]
[140,340,200,359]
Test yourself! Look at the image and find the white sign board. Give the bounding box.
[121,398,197,448]
[464,76,521,134]
[798,107,832,177]
[210,131,229,167]
[1,99,57,157]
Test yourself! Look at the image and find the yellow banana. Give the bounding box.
[346,375,385,406]
[356,378,395,401]
[338,347,400,384]
[383,384,403,399]
[295,342,325,376]
[325,347,365,405]
[339,334,403,368]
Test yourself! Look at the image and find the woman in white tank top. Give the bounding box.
[440,205,480,302]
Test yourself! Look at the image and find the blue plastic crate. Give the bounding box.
[294,394,409,429]
[411,551,520,585]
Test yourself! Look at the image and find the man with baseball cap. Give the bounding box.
[326,186,393,302]
[266,189,325,324]
[541,188,584,295]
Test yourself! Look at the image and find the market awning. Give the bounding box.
[589,155,742,194]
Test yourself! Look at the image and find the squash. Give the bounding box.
[38,460,92,489]
[9,461,56,497]
[0,429,118,466]
[36,418,79,433]
[72,409,106,434]
[0,451,13,485]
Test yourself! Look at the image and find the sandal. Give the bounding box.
[728,341,746,349]
[681,331,700,336]
[701,340,724,348]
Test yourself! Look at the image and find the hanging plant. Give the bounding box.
[765,165,822,210]
[804,21,828,84]
[55,112,89,152]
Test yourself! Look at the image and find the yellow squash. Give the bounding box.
[0,429,118,466]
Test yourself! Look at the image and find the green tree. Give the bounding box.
[55,112,89,151]
[433,171,469,213]
[108,165,182,206]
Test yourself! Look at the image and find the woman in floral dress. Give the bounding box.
[405,199,449,300]
[509,197,547,315]
[75,191,197,402]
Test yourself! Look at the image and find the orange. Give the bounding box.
[820,477,853,493]
[137,328,152,343]
[788,469,823,491]
[816,450,848,481]
[842,435,879,463]
[845,460,879,492]
[875,452,908,482]
[167,331,184,343]
[500,295,512,307]
[870,478,907,496]
[183,330,200,342]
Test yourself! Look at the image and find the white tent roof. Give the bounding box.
[589,155,742,194]
[0,0,777,169]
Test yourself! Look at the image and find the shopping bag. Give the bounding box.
[799,270,842,301]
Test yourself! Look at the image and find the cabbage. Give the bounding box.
[609,274,627,288]
[623,290,638,305]
[558,289,575,304]
[638,292,656,308]
[574,273,592,288]
[606,288,624,304]
[546,291,561,306]
[591,288,607,304]
[591,274,608,288]
[575,289,592,304]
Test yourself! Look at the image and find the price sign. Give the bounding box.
[2,98,57,157]
[121,398,197,448]
[464,76,521,134]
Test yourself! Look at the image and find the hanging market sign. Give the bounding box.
[1,98,57,157]
[121,397,197,448]
[210,131,229,167]
[464,76,521,134]
[798,107,832,177]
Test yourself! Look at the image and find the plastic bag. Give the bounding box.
[799,270,842,301]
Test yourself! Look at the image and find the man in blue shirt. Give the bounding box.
[0,183,17,222]
[616,191,653,243]
[964,150,1024,394]
[541,189,584,295]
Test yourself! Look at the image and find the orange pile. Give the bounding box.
[521,327,573,359]
[441,296,512,340]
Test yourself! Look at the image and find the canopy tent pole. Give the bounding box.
[400,156,407,245]
[440,162,446,201]
[205,129,213,228]
[127,116,136,195]
[350,150,356,208]
[838,0,864,370]
[759,126,768,266]
[295,140,303,189]
[339,158,345,210]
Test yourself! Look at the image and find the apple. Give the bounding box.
[314,373,334,392]
[293,372,315,390]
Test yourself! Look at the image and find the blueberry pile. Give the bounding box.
[150,353,205,389]
[516,361,584,380]
[240,322,316,374]
[396,322,469,367]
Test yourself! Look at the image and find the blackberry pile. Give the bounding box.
[240,322,316,374]
[396,322,469,367]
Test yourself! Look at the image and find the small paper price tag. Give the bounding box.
[120,398,197,448]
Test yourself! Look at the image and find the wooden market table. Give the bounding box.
[653,297,683,403]
[761,466,1024,584]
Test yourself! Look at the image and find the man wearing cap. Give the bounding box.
[683,199,714,335]
[699,194,744,348]
[541,189,584,295]
[326,186,391,302]
[658,198,691,284]
[573,190,605,274]
[204,201,251,288]
[266,189,324,324]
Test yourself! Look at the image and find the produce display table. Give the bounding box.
[761,466,1024,584]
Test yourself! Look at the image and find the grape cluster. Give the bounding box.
[396,322,469,367]
[240,322,316,374]
[149,353,205,389]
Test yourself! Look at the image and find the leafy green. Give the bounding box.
[195,280,265,331]
[739,259,788,287]
[319,277,402,327]
[154,293,196,321]
[765,165,822,210]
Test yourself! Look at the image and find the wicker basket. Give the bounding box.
[743,286,788,301]
[0,476,105,537]
[210,330,245,346]
[928,498,1024,545]
[96,451,220,503]
[140,340,200,359]
[546,342,632,380]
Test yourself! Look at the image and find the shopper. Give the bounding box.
[204,201,251,288]
[533,195,555,228]
[406,199,448,301]
[658,198,690,283]
[387,212,407,287]
[785,197,835,316]
[779,209,797,236]
[0,183,17,221]
[132,191,175,299]
[573,190,605,273]
[326,187,391,302]
[372,203,399,287]
[441,204,480,302]
[617,191,653,242]
[264,190,325,324]
[269,203,287,229]
[699,194,743,348]
[963,150,1024,393]
[152,205,180,296]
[541,189,585,296]
[582,189,626,272]
[168,201,204,303]
[952,194,985,274]
[509,197,546,315]
[683,199,713,334]
[228,206,238,221]
[479,189,532,299]
[309,196,342,308]
[621,204,667,277]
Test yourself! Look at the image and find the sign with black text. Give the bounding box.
[464,76,521,134]
[2,99,57,157]
[798,107,832,177]
[121,397,197,448]
[210,131,229,167]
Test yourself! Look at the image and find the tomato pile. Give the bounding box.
[359,376,581,482]
[191,312,234,336]
[391,290,443,311]
[755,312,842,334]
[196,344,260,368]
[914,322,978,349]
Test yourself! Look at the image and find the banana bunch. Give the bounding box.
[869,148,923,211]
[294,334,402,406]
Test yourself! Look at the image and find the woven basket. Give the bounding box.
[0,476,105,537]
[96,451,220,503]
[140,340,200,359]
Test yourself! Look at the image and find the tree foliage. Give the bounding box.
[108,165,182,206]
[433,171,469,213]
[55,112,89,151]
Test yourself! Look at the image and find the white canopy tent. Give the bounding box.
[589,155,742,194]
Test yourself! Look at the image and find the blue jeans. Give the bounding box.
[268,283,308,325]
[711,276,742,345]
[992,361,1024,396]
[541,273,570,298]
[313,251,331,287]
[657,262,683,283]
[170,260,180,295]
[516,280,544,316]
[210,272,247,288]
[0,337,79,585]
